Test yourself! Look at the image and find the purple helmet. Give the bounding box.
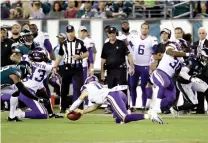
[28,47,48,62]
[84,75,99,84]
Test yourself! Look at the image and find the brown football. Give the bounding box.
[67,111,81,121]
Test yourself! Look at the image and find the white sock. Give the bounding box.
[146,99,151,109]
[152,98,162,113]
[9,96,18,118]
[144,114,150,119]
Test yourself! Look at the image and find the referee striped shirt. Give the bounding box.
[58,37,87,65]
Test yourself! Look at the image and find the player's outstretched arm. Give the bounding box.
[9,74,40,101]
[83,104,101,114]
[166,46,192,57]
[69,90,88,112]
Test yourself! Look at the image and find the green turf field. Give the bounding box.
[1,111,208,143]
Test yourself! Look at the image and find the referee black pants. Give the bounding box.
[106,68,128,108]
[60,65,83,110]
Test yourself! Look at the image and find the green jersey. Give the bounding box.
[13,42,39,55]
[1,65,22,88]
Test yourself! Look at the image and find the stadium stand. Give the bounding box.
[1,0,208,19]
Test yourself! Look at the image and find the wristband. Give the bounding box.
[90,69,94,71]
[185,53,190,57]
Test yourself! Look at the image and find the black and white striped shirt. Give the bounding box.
[58,37,87,65]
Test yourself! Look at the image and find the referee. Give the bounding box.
[53,25,89,113]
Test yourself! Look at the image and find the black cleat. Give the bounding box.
[7,116,23,122]
[60,109,66,114]
[49,113,64,118]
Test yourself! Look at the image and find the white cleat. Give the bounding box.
[15,108,24,118]
[170,107,179,118]
[148,109,164,124]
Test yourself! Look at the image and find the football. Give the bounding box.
[67,111,81,121]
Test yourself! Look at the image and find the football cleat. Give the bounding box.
[170,107,179,118]
[148,109,164,124]
[7,116,23,122]
[49,113,64,118]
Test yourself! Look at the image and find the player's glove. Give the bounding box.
[191,77,201,83]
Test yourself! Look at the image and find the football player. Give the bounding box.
[29,24,55,108]
[67,75,164,124]
[171,48,208,117]
[29,24,55,60]
[1,61,46,121]
[10,29,38,63]
[19,48,63,118]
[150,39,194,113]
[126,23,158,111]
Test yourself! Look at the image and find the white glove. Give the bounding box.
[191,78,201,83]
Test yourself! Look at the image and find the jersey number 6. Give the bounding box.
[138,45,145,55]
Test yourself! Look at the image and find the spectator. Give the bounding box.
[111,1,130,18]
[77,1,95,18]
[47,1,64,19]
[22,1,32,19]
[1,27,15,66]
[9,8,17,19]
[41,1,51,15]
[15,7,23,19]
[60,1,68,11]
[1,5,10,19]
[1,0,11,9]
[64,0,78,18]
[31,1,45,19]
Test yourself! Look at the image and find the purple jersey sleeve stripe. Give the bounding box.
[88,47,94,64]
[44,39,53,53]
[80,85,87,92]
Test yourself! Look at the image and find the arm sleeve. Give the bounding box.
[44,39,53,53]
[58,44,64,56]
[101,44,107,59]
[80,41,87,53]
[88,47,94,64]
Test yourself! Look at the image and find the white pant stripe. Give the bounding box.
[153,71,164,86]
[107,96,126,118]
[34,100,45,114]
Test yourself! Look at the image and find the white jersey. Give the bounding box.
[34,31,50,49]
[157,43,184,77]
[81,82,110,104]
[130,35,158,66]
[81,37,95,67]
[22,55,54,93]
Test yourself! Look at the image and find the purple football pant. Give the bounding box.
[19,89,48,119]
[129,65,151,107]
[107,91,145,123]
[151,69,176,111]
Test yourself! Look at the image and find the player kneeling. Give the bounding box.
[66,75,164,124]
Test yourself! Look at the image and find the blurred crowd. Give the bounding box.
[1,0,208,19]
[1,0,132,19]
